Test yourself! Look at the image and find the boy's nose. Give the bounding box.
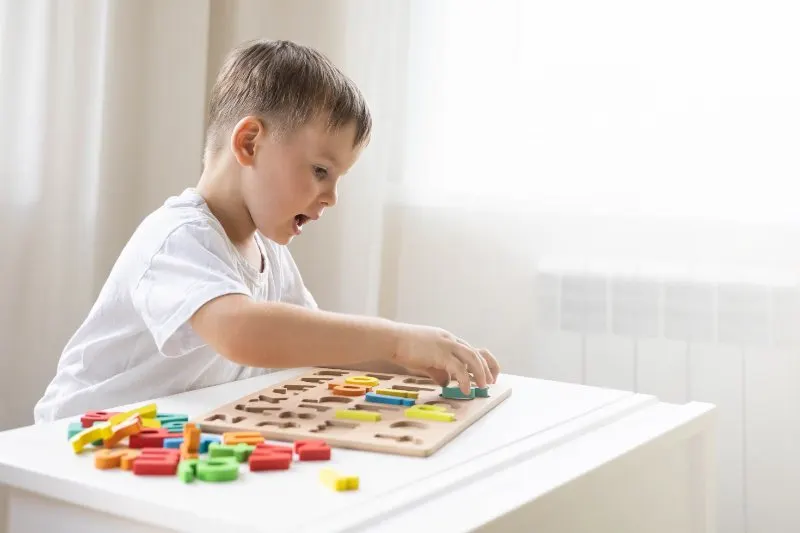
[320,185,337,207]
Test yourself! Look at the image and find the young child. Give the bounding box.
[34,39,499,423]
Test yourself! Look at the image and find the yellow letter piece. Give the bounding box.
[320,467,359,491]
[405,405,456,422]
[108,403,158,426]
[335,409,381,422]
[374,388,418,399]
[345,375,379,388]
[71,423,113,453]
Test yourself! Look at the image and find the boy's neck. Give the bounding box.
[196,155,256,247]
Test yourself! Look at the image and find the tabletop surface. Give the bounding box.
[0,368,641,532]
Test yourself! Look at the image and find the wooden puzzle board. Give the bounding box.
[192,368,512,457]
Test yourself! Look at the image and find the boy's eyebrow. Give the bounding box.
[319,151,341,169]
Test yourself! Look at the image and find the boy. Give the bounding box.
[34,39,499,423]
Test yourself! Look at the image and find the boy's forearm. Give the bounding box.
[192,295,401,368]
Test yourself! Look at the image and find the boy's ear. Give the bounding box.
[230,116,265,166]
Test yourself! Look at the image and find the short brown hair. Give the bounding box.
[204,39,371,162]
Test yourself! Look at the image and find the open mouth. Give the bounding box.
[292,214,310,234]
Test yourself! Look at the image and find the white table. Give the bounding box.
[0,369,716,533]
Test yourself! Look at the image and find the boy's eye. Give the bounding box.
[313,166,328,179]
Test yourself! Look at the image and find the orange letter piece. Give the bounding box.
[94,449,141,470]
[222,431,265,445]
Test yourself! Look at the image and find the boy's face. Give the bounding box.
[238,116,364,245]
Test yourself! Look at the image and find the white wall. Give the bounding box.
[383,205,800,533]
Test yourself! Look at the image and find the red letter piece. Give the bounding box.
[128,428,182,448]
[81,410,120,428]
[295,439,331,461]
[249,443,293,471]
[132,448,181,475]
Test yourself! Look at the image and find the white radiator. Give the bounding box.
[531,258,800,533]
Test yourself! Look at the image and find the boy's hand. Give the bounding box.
[391,324,500,394]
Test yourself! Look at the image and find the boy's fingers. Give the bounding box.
[452,342,487,388]
[425,367,451,387]
[479,348,500,383]
[449,346,486,390]
[445,358,472,394]
[456,338,491,387]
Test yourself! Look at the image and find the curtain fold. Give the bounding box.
[0,0,400,430]
[0,0,212,430]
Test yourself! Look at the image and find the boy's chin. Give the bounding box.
[259,227,295,246]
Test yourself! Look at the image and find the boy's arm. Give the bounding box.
[190,293,498,393]
[190,293,402,368]
[325,359,420,376]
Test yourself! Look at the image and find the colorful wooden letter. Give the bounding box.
[295,439,331,461]
[132,448,181,476]
[222,431,265,446]
[345,375,380,388]
[405,404,456,422]
[249,444,293,471]
[319,467,359,491]
[335,409,381,422]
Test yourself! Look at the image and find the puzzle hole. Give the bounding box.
[300,377,333,384]
[232,416,247,424]
[206,414,226,422]
[391,384,436,392]
[424,400,462,411]
[403,377,436,386]
[256,421,299,429]
[389,421,429,430]
[298,403,331,412]
[374,433,422,445]
[235,404,281,414]
[285,384,315,392]
[255,395,287,404]
[365,373,393,381]
[319,396,353,404]
[278,411,316,420]
[309,420,358,433]
[272,388,287,394]
[354,404,401,413]
[314,370,348,377]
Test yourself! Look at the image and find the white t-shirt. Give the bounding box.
[33,188,317,423]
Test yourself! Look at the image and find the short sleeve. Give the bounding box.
[270,242,318,309]
[132,222,252,357]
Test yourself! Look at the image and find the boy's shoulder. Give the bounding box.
[137,187,220,237]
[111,188,239,282]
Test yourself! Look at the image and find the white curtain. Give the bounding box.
[0,0,403,431]
[392,2,800,532]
